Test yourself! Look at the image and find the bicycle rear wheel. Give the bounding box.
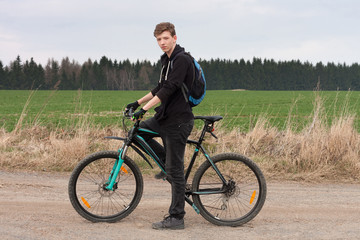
[68,151,143,222]
[192,153,266,226]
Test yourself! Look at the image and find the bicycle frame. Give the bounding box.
[105,117,228,213]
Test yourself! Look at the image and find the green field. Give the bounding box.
[1,90,360,131]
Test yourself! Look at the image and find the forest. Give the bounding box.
[1,55,360,91]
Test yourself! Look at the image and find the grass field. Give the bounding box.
[1,89,360,181]
[1,90,360,132]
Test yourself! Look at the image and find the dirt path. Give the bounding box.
[0,171,359,240]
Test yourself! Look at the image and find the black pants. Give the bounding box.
[139,117,194,219]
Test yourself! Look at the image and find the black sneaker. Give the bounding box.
[152,216,184,230]
[154,171,167,179]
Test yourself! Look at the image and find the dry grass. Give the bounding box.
[1,92,359,182]
[0,125,123,171]
[211,93,360,182]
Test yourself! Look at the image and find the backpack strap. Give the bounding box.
[165,52,195,104]
[181,58,195,104]
[181,82,189,103]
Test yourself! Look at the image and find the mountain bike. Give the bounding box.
[68,111,267,226]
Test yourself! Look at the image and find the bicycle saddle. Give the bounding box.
[194,116,223,122]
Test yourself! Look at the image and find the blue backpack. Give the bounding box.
[169,52,206,107]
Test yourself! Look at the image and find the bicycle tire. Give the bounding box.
[68,151,143,222]
[192,153,266,226]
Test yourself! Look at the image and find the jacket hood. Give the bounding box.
[160,44,185,65]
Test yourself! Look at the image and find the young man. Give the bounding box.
[125,22,194,230]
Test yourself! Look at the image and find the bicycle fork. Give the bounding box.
[106,144,128,191]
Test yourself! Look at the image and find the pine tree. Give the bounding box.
[8,56,25,89]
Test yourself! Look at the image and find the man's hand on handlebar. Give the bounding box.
[124,101,140,118]
[124,100,148,121]
[132,108,147,121]
[125,101,140,113]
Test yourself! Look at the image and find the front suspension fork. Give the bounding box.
[106,145,128,190]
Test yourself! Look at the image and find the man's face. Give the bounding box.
[156,31,177,56]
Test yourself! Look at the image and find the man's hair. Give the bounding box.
[153,22,176,37]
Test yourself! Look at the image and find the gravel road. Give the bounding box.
[0,171,359,240]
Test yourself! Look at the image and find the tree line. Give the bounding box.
[1,55,360,91]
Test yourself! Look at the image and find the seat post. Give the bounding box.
[197,121,209,145]
[194,116,223,145]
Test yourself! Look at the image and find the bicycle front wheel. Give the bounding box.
[68,151,143,222]
[192,153,266,226]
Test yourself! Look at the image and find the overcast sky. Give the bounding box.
[1,0,359,67]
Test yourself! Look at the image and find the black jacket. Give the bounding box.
[151,44,194,126]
